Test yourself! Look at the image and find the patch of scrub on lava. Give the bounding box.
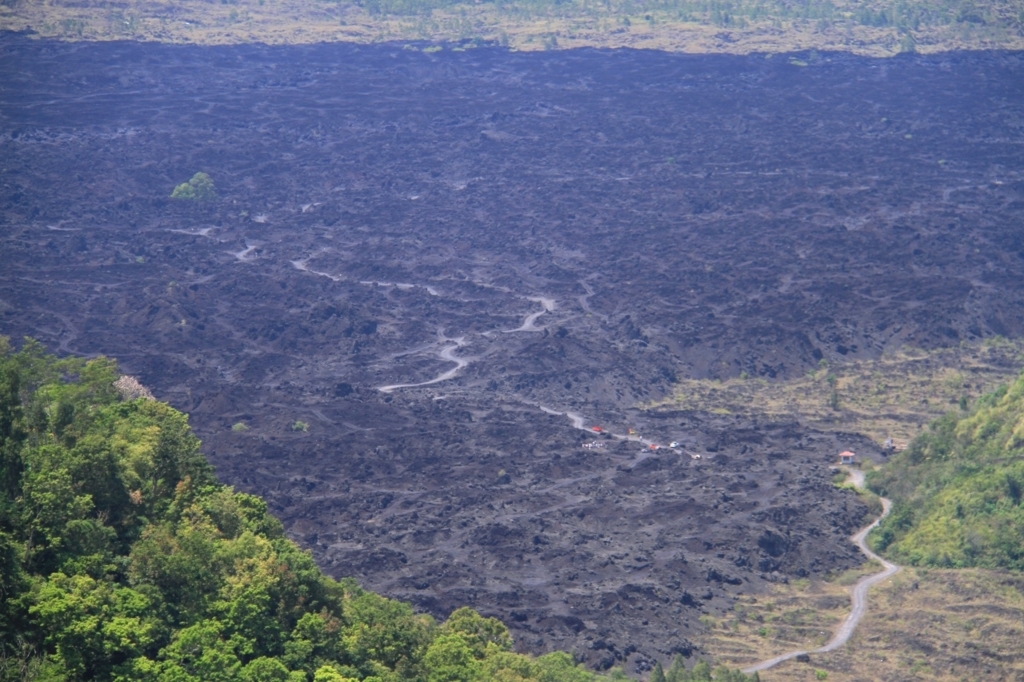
[647,339,1024,448]
[171,172,217,201]
[714,568,1024,682]
[701,581,851,670]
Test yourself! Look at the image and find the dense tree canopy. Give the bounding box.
[868,369,1024,569]
[0,338,758,681]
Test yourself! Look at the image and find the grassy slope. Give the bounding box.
[866,369,1024,570]
[703,363,1024,679]
[1,0,1022,54]
[648,339,1024,450]
[709,567,1024,681]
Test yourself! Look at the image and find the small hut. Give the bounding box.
[839,450,856,466]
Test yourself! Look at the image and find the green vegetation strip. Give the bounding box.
[867,368,1024,570]
[0,337,758,681]
[648,340,1024,449]
[3,0,1023,54]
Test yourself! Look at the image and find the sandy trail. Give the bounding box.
[578,280,609,322]
[540,407,670,450]
[561,410,586,430]
[292,255,444,296]
[360,280,440,296]
[169,226,215,237]
[505,296,556,333]
[290,256,556,392]
[378,335,469,393]
[741,468,898,673]
[233,241,259,261]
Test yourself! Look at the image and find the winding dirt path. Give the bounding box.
[577,279,609,323]
[374,296,557,392]
[540,403,659,446]
[378,334,469,393]
[505,296,556,333]
[741,469,899,674]
[232,240,259,261]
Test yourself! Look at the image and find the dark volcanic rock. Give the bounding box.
[2,37,1023,669]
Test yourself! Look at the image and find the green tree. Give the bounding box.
[171,173,217,201]
[533,651,596,682]
[440,607,513,657]
[423,633,479,682]
[0,359,26,501]
[713,665,759,681]
[341,589,432,677]
[156,619,243,682]
[20,461,98,575]
[313,666,359,682]
[283,611,343,675]
[665,655,687,682]
[128,515,222,625]
[689,660,712,682]
[241,656,293,682]
[30,573,158,680]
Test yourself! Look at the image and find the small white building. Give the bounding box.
[839,450,856,465]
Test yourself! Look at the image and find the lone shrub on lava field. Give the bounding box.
[171,171,217,200]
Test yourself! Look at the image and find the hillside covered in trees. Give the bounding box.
[0,337,759,681]
[867,370,1024,570]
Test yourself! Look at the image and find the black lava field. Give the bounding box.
[2,36,1023,673]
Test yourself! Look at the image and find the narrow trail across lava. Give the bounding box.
[505,296,556,333]
[374,295,555,392]
[377,335,469,393]
[741,469,899,674]
[538,405,685,452]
